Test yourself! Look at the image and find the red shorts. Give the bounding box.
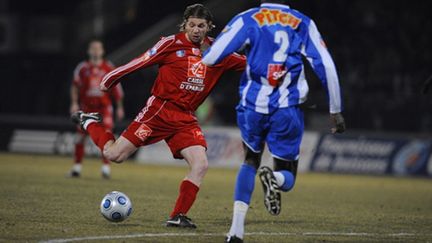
[121,96,207,159]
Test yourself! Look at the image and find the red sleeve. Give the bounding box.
[72,62,86,86]
[101,35,175,90]
[106,60,116,70]
[223,52,247,72]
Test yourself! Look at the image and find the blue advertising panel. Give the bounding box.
[310,134,432,177]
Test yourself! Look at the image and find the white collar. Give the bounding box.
[260,3,290,9]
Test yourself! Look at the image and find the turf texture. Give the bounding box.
[0,153,431,242]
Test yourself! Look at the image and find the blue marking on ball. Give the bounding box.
[112,212,122,220]
[118,196,127,205]
[103,199,111,209]
[127,207,132,216]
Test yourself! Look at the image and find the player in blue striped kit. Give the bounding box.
[202,0,346,242]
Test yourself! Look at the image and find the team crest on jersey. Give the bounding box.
[192,48,201,56]
[176,50,185,57]
[149,47,157,56]
[134,124,152,142]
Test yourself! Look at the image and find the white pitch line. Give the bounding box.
[39,231,427,243]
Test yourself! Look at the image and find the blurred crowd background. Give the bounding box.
[1,0,431,133]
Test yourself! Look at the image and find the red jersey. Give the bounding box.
[73,60,124,110]
[101,32,246,111]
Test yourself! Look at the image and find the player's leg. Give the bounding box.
[226,106,267,241]
[227,143,263,242]
[102,136,137,162]
[261,105,304,213]
[71,111,137,163]
[267,106,303,192]
[181,145,209,186]
[165,126,208,228]
[273,158,298,192]
[100,106,114,178]
[68,128,86,177]
[167,145,208,228]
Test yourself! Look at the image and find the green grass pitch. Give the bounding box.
[0,153,431,242]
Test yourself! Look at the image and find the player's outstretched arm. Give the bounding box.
[202,16,249,66]
[301,20,345,133]
[100,56,147,92]
[100,36,175,91]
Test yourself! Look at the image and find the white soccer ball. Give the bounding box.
[100,191,133,222]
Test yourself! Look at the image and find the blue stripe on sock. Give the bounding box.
[234,164,257,204]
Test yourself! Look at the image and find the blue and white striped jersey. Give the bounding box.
[202,3,342,114]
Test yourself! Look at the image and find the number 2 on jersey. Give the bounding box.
[273,30,289,62]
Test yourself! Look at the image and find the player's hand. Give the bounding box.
[330,113,345,134]
[116,107,125,121]
[70,103,79,115]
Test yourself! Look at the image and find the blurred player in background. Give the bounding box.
[202,0,345,242]
[72,4,245,228]
[69,40,124,179]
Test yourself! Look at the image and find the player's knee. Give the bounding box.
[103,148,126,163]
[243,143,262,169]
[244,151,261,170]
[196,158,209,177]
[274,158,298,179]
[190,156,208,178]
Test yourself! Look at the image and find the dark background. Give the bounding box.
[0,0,431,132]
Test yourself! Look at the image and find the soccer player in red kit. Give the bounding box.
[69,40,125,179]
[72,4,246,228]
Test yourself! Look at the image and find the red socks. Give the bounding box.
[170,180,200,218]
[102,156,110,164]
[74,143,84,163]
[86,122,115,151]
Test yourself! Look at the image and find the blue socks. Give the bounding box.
[234,164,257,204]
[234,164,296,205]
[276,170,295,192]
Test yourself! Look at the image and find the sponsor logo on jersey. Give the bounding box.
[267,64,287,86]
[180,56,207,92]
[134,124,152,142]
[176,50,185,58]
[253,8,301,29]
[187,56,206,78]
